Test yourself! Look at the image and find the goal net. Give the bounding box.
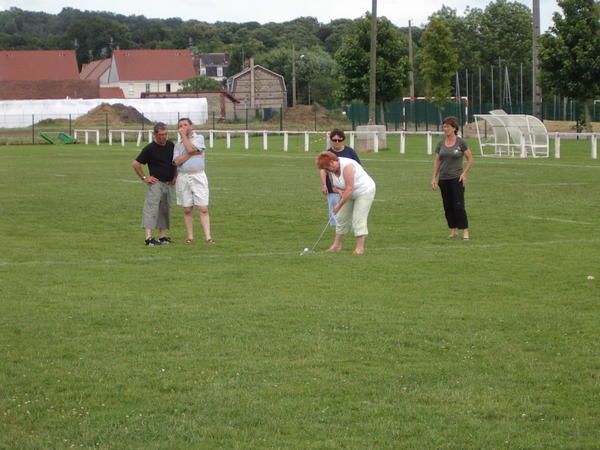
[402,96,468,131]
[474,110,549,158]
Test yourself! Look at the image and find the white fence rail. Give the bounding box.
[73,129,100,146]
[101,129,444,154]
[553,133,598,159]
[83,129,598,160]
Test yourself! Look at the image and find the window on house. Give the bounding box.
[145,83,151,92]
[217,67,223,77]
[207,67,217,77]
[166,83,171,92]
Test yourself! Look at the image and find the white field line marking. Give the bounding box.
[213,152,600,169]
[527,215,595,225]
[480,160,600,169]
[214,152,433,164]
[117,179,228,191]
[2,238,599,268]
[522,182,589,186]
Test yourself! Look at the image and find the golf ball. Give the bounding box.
[587,275,595,280]
[304,248,309,252]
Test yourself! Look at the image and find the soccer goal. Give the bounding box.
[402,96,468,131]
[474,110,549,158]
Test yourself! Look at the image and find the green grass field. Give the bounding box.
[1,136,598,449]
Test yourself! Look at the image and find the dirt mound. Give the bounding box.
[274,104,350,130]
[75,103,153,127]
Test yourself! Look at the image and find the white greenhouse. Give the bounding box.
[0,98,208,129]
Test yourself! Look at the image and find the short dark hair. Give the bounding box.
[442,116,460,135]
[178,117,193,126]
[330,128,345,141]
[153,122,168,134]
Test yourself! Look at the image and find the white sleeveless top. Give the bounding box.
[330,157,375,198]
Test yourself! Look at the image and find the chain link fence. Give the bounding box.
[1,99,597,145]
[346,98,600,133]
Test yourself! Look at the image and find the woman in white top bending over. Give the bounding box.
[316,151,376,255]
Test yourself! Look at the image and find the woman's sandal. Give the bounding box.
[205,238,216,244]
[185,238,194,245]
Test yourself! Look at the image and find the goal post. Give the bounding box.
[402,96,468,131]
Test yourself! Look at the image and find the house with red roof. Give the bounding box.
[80,58,124,98]
[80,58,111,84]
[0,50,99,99]
[1,50,79,81]
[106,49,196,99]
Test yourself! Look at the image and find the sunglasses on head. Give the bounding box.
[331,138,344,142]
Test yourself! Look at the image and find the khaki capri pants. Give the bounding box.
[335,188,376,236]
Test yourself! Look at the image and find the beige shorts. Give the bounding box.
[176,171,209,207]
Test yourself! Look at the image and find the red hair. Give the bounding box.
[316,151,338,169]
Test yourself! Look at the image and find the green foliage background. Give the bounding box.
[0,1,597,110]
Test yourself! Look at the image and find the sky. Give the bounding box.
[0,0,561,31]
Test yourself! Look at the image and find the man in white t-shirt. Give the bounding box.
[172,118,214,245]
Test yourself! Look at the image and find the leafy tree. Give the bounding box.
[335,14,407,112]
[172,22,223,52]
[480,0,532,106]
[479,0,532,65]
[294,47,336,104]
[179,75,223,91]
[257,45,335,105]
[428,1,532,109]
[428,5,485,73]
[226,44,246,77]
[276,17,322,49]
[66,16,132,64]
[249,26,279,49]
[420,17,459,117]
[539,0,600,131]
[130,20,170,46]
[318,19,354,54]
[309,75,339,106]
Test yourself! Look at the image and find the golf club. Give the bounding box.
[300,220,331,255]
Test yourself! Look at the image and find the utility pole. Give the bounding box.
[368,0,377,124]
[408,20,415,98]
[532,0,543,118]
[292,43,297,107]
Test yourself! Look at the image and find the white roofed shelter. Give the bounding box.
[474,111,549,158]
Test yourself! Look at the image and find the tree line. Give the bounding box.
[0,0,597,126]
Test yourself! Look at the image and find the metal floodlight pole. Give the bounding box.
[368,0,377,125]
[532,0,543,118]
[408,20,415,98]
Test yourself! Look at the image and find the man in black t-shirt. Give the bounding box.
[132,122,176,246]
